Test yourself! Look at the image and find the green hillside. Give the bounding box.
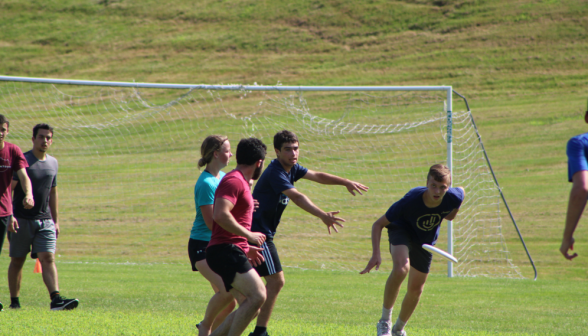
[1,0,586,95]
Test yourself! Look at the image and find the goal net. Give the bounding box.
[0,78,529,278]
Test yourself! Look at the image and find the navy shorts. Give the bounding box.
[252,236,282,277]
[206,244,253,292]
[387,225,433,274]
[188,238,209,271]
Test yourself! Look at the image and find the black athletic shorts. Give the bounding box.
[252,236,282,277]
[188,238,209,271]
[0,215,12,256]
[387,225,433,274]
[206,244,253,292]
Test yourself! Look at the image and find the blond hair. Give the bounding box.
[198,135,228,168]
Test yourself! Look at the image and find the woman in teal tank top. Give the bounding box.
[188,135,236,335]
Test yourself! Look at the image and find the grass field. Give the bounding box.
[0,260,585,335]
[0,0,587,334]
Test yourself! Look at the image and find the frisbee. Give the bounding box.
[422,244,458,263]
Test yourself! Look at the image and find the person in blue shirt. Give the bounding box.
[189,135,236,336]
[361,164,465,336]
[248,130,369,336]
[561,110,588,261]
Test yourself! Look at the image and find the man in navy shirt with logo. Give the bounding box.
[248,130,369,336]
[361,164,465,336]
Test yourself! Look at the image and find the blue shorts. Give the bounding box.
[567,134,588,182]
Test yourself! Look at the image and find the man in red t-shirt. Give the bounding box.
[0,114,34,312]
[205,137,267,336]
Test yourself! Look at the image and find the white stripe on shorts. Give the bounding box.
[261,242,277,275]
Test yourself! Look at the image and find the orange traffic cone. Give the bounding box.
[34,258,42,274]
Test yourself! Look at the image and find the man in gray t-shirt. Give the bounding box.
[7,124,78,311]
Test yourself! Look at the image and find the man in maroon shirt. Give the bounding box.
[0,114,34,312]
[204,138,267,336]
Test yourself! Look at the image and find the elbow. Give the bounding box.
[288,193,302,204]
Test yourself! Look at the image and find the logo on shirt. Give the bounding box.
[416,211,453,231]
[0,157,10,172]
[416,214,442,231]
[279,193,289,205]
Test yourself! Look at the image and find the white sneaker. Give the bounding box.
[377,320,392,336]
[392,326,407,336]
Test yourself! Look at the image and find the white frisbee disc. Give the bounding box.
[422,244,458,263]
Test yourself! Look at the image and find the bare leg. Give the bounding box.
[38,252,58,294]
[210,269,266,336]
[197,259,237,336]
[8,257,26,297]
[255,271,285,328]
[383,245,410,309]
[397,267,428,323]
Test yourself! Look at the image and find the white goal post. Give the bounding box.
[0,75,536,279]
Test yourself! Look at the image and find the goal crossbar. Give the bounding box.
[0,75,451,92]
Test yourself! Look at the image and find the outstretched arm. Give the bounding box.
[213,197,266,246]
[360,215,390,274]
[561,171,588,260]
[16,168,34,209]
[303,169,369,196]
[282,187,345,234]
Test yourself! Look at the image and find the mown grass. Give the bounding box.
[0,261,585,335]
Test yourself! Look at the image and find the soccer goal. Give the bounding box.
[0,75,536,279]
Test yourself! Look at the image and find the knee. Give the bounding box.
[270,277,285,291]
[9,257,26,270]
[391,261,410,277]
[221,291,235,304]
[251,288,267,309]
[407,283,425,297]
[227,299,237,311]
[38,253,55,264]
[266,274,285,293]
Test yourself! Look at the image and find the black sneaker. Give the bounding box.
[9,303,20,309]
[0,302,3,311]
[50,297,79,311]
[248,332,269,336]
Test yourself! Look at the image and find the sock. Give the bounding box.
[251,326,267,336]
[380,306,393,321]
[10,297,20,306]
[394,318,407,332]
[50,291,61,301]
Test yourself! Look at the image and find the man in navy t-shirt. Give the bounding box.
[561,108,588,261]
[361,164,465,336]
[248,130,369,336]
